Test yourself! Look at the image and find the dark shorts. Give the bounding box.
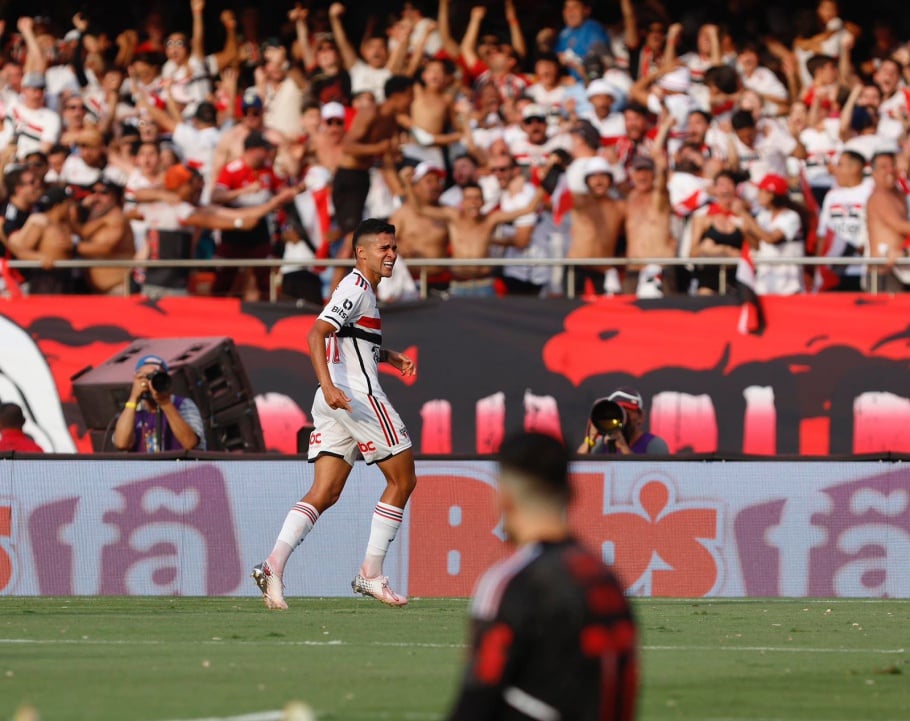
[332,168,371,236]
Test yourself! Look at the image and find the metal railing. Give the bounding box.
[6,256,908,301]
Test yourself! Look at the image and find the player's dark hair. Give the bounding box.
[498,431,571,505]
[352,218,396,251]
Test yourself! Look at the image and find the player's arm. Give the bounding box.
[307,318,352,411]
[379,348,416,376]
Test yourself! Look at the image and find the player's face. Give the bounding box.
[359,232,398,278]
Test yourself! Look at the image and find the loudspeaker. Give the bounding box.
[73,337,265,453]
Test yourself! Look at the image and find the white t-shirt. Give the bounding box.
[754,207,804,295]
[878,89,910,143]
[172,123,220,181]
[5,102,61,158]
[817,179,874,277]
[317,268,386,397]
[162,57,211,116]
[799,122,841,187]
[741,66,788,116]
[580,111,626,146]
[349,60,391,103]
[496,182,547,285]
[58,154,103,186]
[126,169,157,255]
[265,77,304,139]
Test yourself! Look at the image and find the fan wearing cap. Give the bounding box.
[567,155,626,295]
[112,355,205,452]
[308,102,347,173]
[211,90,282,178]
[577,387,670,456]
[390,162,451,289]
[73,180,135,294]
[7,70,61,160]
[211,130,283,299]
[737,174,807,295]
[7,184,75,293]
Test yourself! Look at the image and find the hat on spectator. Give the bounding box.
[244,130,275,151]
[40,184,73,208]
[571,119,601,150]
[631,155,655,171]
[608,387,644,411]
[521,103,546,121]
[320,101,346,121]
[658,66,691,94]
[583,156,613,179]
[241,88,263,111]
[757,174,789,196]
[586,79,618,100]
[22,72,46,89]
[164,164,194,191]
[412,161,445,183]
[135,355,169,373]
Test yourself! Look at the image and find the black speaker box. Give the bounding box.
[73,337,264,452]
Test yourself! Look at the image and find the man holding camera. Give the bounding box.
[577,387,669,455]
[112,355,205,452]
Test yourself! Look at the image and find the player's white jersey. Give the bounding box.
[317,269,385,397]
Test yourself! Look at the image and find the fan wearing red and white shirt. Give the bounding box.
[211,130,283,298]
[6,73,60,159]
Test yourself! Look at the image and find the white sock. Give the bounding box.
[362,502,404,578]
[268,502,319,575]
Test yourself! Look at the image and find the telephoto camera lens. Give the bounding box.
[149,370,172,393]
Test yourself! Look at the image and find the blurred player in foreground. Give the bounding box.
[253,218,417,608]
[444,431,639,720]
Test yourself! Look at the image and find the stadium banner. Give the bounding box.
[0,294,909,457]
[1,459,908,598]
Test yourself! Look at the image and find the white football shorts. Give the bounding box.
[307,385,412,465]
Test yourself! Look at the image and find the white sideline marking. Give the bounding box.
[0,638,905,654]
[154,711,437,721]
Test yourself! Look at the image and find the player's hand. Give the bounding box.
[323,384,353,412]
[386,350,416,377]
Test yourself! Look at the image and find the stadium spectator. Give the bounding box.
[7,184,75,294]
[867,152,910,292]
[578,386,670,455]
[73,180,135,295]
[444,430,638,721]
[112,354,205,452]
[689,170,745,295]
[0,402,43,452]
[5,71,61,160]
[389,161,451,292]
[568,156,626,296]
[554,0,610,82]
[211,130,282,299]
[737,174,808,295]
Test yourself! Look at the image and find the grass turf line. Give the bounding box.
[1,597,908,721]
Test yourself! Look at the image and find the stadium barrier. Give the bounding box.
[1,456,907,599]
[7,255,909,300]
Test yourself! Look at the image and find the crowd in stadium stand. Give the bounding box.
[1,0,909,301]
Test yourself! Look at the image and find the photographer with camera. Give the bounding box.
[577,387,669,455]
[112,355,205,452]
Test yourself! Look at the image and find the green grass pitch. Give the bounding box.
[1,597,908,721]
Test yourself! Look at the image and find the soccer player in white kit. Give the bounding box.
[253,219,417,608]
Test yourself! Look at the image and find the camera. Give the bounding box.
[589,398,626,435]
[147,369,172,394]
